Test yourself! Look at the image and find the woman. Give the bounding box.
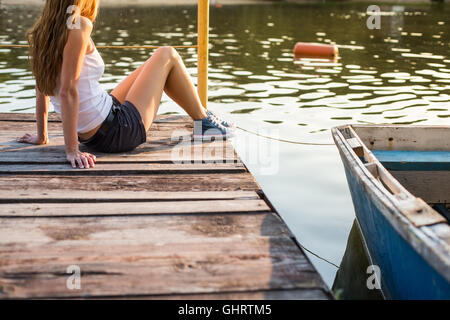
[18,0,234,169]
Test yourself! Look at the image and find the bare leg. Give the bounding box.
[110,63,145,104]
[122,46,207,131]
[162,52,206,118]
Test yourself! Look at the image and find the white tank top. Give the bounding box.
[50,46,113,133]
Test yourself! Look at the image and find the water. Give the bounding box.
[0,2,449,297]
[332,219,383,300]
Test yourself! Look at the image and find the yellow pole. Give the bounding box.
[197,0,209,109]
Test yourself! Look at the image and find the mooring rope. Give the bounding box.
[237,126,335,146]
[0,43,335,147]
[298,243,340,269]
[236,125,339,267]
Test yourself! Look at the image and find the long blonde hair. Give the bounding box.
[26,0,99,95]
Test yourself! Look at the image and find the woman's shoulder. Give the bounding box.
[65,16,93,51]
[78,16,93,33]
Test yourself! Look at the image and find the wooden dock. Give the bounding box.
[0,113,330,299]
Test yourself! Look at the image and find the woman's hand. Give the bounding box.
[17,133,48,145]
[66,150,96,169]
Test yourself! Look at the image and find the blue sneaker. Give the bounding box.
[193,114,235,140]
[206,110,236,130]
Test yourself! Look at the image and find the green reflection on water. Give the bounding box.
[332,219,384,300]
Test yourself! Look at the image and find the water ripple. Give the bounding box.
[0,3,449,144]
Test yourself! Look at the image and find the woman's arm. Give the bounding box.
[59,16,96,169]
[35,86,49,143]
[17,86,49,145]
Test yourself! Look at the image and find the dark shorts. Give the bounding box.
[78,94,147,153]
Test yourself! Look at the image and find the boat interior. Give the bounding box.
[339,125,450,225]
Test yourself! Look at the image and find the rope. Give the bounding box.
[237,126,335,146]
[1,42,335,147]
[0,44,198,49]
[298,243,340,269]
[1,40,340,270]
[236,125,338,266]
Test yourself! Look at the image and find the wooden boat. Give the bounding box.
[332,125,450,299]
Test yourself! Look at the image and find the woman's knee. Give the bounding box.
[153,46,180,63]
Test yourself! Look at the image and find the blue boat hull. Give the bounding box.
[342,163,450,299]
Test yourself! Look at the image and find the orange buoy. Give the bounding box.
[294,42,338,59]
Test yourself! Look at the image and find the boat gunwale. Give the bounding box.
[331,124,450,283]
[348,124,450,152]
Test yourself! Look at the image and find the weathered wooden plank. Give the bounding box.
[0,238,321,299]
[0,213,292,246]
[105,289,331,300]
[394,197,446,227]
[347,137,364,157]
[0,131,238,164]
[0,113,190,123]
[0,147,238,164]
[0,190,259,202]
[354,125,450,151]
[390,171,450,204]
[0,121,192,133]
[0,112,62,122]
[0,162,246,175]
[0,131,229,146]
[153,114,193,123]
[0,214,325,299]
[0,132,230,148]
[0,122,194,144]
[0,121,63,132]
[0,199,270,217]
[0,174,260,192]
[0,154,239,164]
